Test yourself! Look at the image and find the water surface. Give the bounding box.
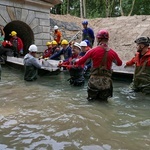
[0,66,150,150]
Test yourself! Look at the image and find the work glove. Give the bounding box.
[44,57,49,61]
[39,56,43,60]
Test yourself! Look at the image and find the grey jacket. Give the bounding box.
[24,53,41,69]
[24,53,41,81]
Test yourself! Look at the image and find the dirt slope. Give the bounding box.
[50,14,150,61]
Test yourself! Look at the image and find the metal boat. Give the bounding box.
[6,56,61,76]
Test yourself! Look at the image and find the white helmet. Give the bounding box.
[73,42,81,50]
[54,25,58,30]
[80,41,87,47]
[28,44,38,52]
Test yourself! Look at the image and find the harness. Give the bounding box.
[90,45,112,77]
[87,45,113,101]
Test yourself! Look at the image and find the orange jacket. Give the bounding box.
[126,48,150,67]
[54,30,62,44]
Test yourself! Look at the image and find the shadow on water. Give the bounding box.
[0,66,150,150]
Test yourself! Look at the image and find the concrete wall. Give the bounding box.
[0,0,54,52]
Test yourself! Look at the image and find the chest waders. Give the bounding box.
[133,60,150,94]
[24,65,38,81]
[87,49,113,101]
[68,66,85,86]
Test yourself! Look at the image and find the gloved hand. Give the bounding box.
[39,56,43,60]
[58,62,63,67]
[44,57,49,61]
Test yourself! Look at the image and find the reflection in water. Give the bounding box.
[0,66,150,150]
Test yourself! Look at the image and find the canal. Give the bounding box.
[0,66,149,150]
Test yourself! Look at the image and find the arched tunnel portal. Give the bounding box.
[4,20,34,55]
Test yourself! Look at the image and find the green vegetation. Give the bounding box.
[51,0,150,18]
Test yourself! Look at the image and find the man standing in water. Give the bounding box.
[125,36,150,94]
[76,29,122,101]
[24,44,42,81]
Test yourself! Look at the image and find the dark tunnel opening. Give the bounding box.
[4,20,34,55]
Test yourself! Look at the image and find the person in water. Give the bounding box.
[125,36,150,94]
[59,42,85,86]
[76,29,122,101]
[24,44,42,81]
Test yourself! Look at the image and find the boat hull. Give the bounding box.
[6,56,61,76]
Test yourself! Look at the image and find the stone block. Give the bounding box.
[40,19,50,26]
[43,26,50,33]
[32,26,43,34]
[43,40,50,45]
[30,18,39,30]
[35,39,43,46]
[36,12,49,19]
[7,6,16,20]
[34,33,50,40]
[26,10,35,25]
[0,0,13,6]
[36,45,45,52]
[23,3,51,13]
[0,5,11,23]
[15,7,22,20]
[0,16,7,26]
[21,9,28,22]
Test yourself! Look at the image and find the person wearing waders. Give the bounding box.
[124,36,150,94]
[76,29,122,101]
[58,42,85,86]
[24,44,42,81]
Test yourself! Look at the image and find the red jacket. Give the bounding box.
[76,45,122,70]
[61,54,84,70]
[10,37,23,52]
[43,48,53,58]
[126,49,150,66]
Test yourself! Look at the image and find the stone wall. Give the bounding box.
[0,0,54,53]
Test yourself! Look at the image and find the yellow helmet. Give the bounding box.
[61,39,69,45]
[46,42,52,46]
[52,40,57,45]
[10,31,17,36]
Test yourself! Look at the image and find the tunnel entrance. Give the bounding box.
[4,20,34,55]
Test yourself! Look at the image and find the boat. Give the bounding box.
[6,56,134,81]
[6,56,61,76]
[112,62,134,82]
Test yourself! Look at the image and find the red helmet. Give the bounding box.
[96,29,109,39]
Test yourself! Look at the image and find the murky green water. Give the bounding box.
[0,66,150,150]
